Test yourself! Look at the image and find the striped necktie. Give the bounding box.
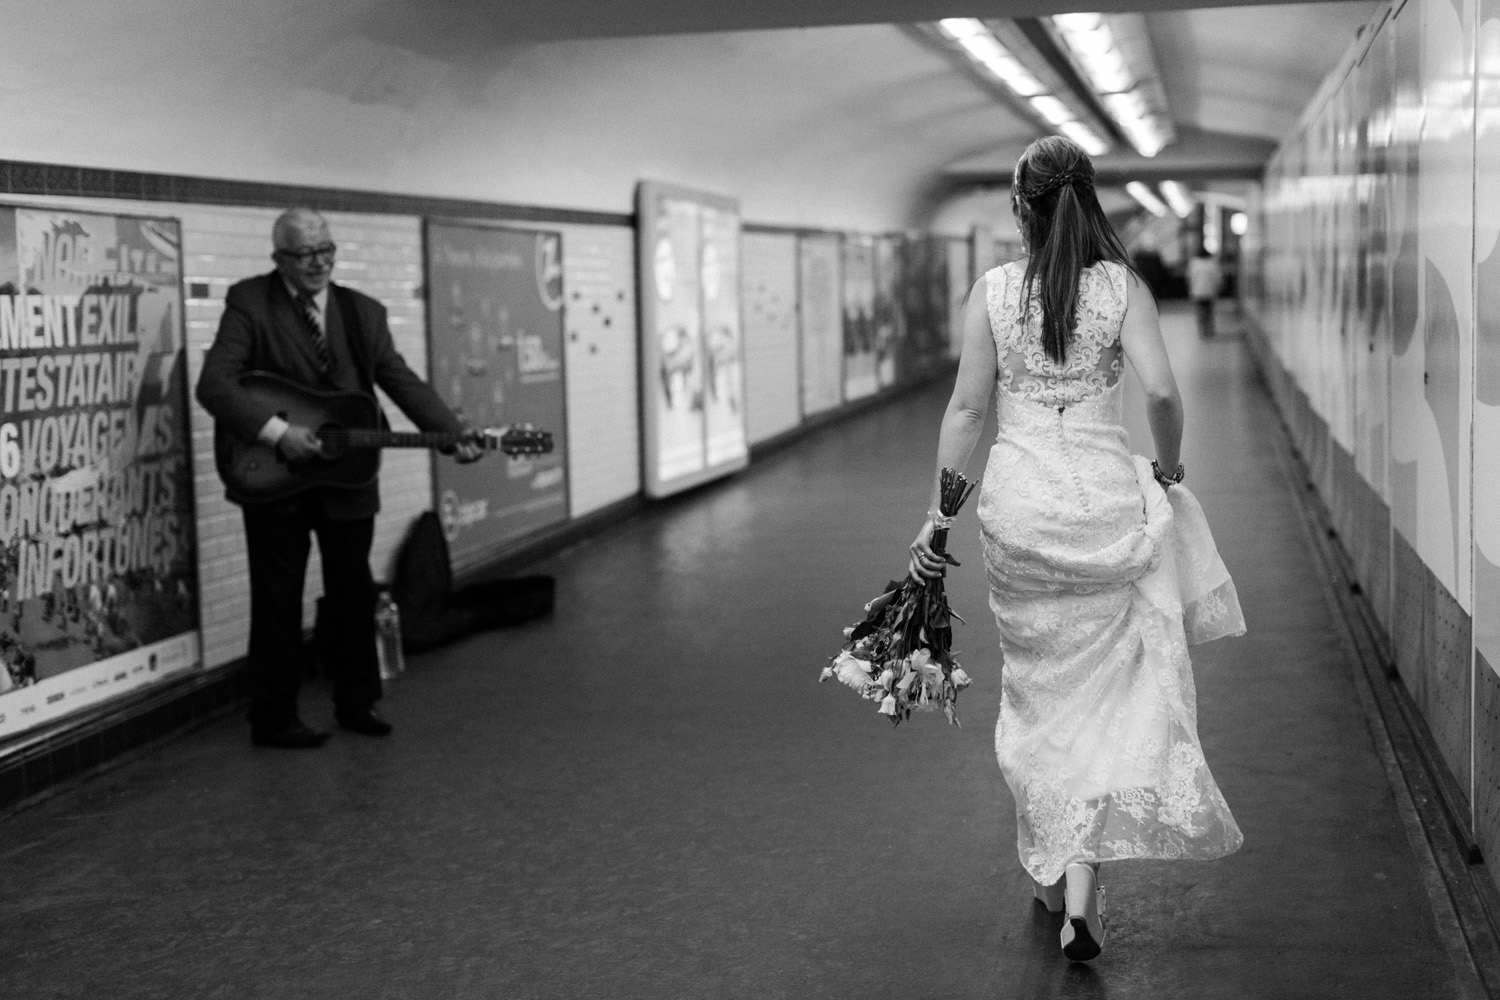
[295,292,332,373]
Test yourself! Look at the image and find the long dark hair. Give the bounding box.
[1012,136,1137,364]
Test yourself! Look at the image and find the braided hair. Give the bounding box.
[1011,135,1139,364]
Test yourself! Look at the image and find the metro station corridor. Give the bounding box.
[0,305,1472,999]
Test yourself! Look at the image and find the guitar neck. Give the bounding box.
[333,429,470,450]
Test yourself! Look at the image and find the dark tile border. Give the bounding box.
[0,666,250,816]
[0,159,632,229]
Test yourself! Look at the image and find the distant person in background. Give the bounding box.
[197,208,483,750]
[1187,248,1222,338]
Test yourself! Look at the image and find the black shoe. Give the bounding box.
[336,707,393,737]
[251,722,331,749]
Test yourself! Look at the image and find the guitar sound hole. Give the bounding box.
[318,425,346,460]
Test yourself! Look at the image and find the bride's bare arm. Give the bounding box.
[1119,271,1183,476]
[911,276,997,579]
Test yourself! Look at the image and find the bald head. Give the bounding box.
[272,208,329,250]
[271,208,335,296]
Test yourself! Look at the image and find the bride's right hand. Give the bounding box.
[909,520,950,580]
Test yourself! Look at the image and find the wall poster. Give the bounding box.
[0,205,200,744]
[874,235,904,387]
[841,235,879,401]
[636,182,748,498]
[947,237,972,359]
[798,234,844,416]
[426,220,569,575]
[897,234,950,378]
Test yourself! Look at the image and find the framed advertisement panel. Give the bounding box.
[0,204,200,744]
[841,235,878,401]
[873,235,904,388]
[637,182,748,498]
[797,234,844,416]
[425,220,569,576]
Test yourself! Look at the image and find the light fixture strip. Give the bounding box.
[1125,181,1169,218]
[935,18,1111,156]
[1159,181,1194,219]
[1050,12,1175,157]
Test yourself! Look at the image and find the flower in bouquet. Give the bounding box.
[820,468,978,726]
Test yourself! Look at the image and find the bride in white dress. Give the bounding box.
[910,136,1245,963]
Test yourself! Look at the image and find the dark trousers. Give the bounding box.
[243,502,381,731]
[1194,297,1216,338]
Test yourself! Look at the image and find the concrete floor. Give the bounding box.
[0,305,1466,999]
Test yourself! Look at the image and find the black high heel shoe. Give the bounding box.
[1059,862,1106,962]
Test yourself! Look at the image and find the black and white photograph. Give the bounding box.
[1,2,1496,998]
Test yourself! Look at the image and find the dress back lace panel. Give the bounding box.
[976,260,1245,886]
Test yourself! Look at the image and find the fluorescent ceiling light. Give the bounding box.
[1064,24,1116,58]
[938,18,986,39]
[1159,180,1194,218]
[980,56,1045,96]
[1126,126,1167,157]
[1125,181,1169,217]
[1059,120,1109,156]
[1077,49,1132,92]
[1053,12,1104,32]
[1103,90,1149,121]
[959,33,1008,64]
[1029,95,1072,127]
[933,18,1112,154]
[1052,12,1174,158]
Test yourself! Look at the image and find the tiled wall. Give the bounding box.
[1247,0,1500,884]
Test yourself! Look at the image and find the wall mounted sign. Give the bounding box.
[0,205,200,744]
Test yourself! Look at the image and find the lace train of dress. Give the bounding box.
[980,260,1245,886]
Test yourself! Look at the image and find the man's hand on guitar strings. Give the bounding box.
[276,425,325,462]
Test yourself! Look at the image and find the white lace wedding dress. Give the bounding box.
[980,260,1245,886]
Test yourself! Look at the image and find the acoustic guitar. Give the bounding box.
[215,371,554,503]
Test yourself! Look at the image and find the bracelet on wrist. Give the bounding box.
[927,509,956,530]
[1151,460,1185,487]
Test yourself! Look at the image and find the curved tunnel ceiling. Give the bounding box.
[4,1,1379,232]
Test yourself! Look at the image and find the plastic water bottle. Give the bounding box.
[375,589,405,680]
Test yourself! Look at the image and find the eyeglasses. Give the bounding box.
[276,242,337,264]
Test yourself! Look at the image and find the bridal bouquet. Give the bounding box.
[821,468,977,726]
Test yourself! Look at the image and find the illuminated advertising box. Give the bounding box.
[636,182,748,498]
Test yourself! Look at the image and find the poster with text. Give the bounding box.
[0,205,199,744]
[637,182,748,498]
[426,221,568,575]
[841,236,878,401]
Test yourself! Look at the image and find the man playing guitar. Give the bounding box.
[197,208,484,749]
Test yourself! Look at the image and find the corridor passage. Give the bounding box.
[0,305,1466,999]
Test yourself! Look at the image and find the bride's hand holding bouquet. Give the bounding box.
[819,468,977,727]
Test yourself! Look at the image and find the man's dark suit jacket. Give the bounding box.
[196,272,461,519]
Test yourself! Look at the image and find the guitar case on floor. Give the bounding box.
[389,511,554,653]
